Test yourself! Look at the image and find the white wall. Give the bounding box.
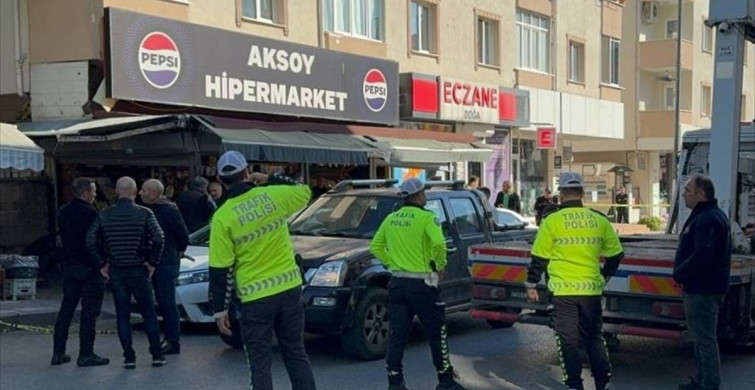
[31,62,89,121]
[0,0,29,95]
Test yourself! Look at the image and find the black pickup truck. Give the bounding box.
[222,179,535,360]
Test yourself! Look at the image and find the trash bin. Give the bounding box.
[0,255,38,300]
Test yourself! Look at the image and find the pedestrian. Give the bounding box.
[674,174,731,390]
[176,176,215,233]
[370,178,468,390]
[139,179,189,355]
[310,176,330,200]
[534,188,556,226]
[478,186,491,200]
[208,181,226,208]
[615,186,629,223]
[51,178,109,367]
[494,181,521,213]
[525,172,625,390]
[86,176,166,369]
[209,151,316,390]
[466,176,479,190]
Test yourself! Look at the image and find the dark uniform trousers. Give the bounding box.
[386,277,451,374]
[53,264,105,357]
[551,295,611,390]
[239,286,317,390]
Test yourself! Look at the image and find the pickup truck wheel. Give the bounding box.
[218,316,243,349]
[340,287,389,361]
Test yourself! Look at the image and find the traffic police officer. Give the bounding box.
[525,172,625,390]
[370,178,467,390]
[209,151,317,390]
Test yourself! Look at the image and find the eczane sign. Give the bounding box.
[439,77,500,124]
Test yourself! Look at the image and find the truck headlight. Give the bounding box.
[177,270,210,286]
[309,261,348,287]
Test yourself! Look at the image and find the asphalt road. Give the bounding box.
[1,313,753,390]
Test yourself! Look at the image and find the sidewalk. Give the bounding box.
[0,274,117,331]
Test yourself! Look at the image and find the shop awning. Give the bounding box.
[0,123,44,171]
[21,115,183,141]
[364,136,492,165]
[197,117,389,165]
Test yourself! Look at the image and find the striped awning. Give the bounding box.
[0,123,44,171]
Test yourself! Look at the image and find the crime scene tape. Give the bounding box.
[585,203,672,208]
[0,320,118,335]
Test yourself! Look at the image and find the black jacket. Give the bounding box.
[86,198,165,268]
[148,198,189,266]
[176,188,215,233]
[57,198,99,269]
[673,200,731,295]
[494,191,521,213]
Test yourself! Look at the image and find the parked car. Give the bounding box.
[493,208,537,231]
[173,180,536,360]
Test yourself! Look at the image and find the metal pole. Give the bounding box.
[669,0,683,228]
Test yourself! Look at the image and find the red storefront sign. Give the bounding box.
[536,127,557,149]
[400,73,524,126]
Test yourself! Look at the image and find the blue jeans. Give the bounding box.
[152,263,180,345]
[110,266,162,359]
[683,293,724,389]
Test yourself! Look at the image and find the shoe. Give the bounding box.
[678,378,719,390]
[436,370,468,390]
[51,354,71,366]
[160,341,180,355]
[388,371,413,390]
[123,357,136,369]
[77,354,110,367]
[152,354,167,367]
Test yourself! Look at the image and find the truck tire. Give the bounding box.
[340,287,389,361]
[218,316,243,349]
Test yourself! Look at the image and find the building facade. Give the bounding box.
[3,0,629,217]
[573,0,755,220]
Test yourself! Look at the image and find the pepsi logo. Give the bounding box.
[363,69,388,112]
[138,32,181,89]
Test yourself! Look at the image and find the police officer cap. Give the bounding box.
[217,151,248,177]
[558,171,584,189]
[399,178,427,197]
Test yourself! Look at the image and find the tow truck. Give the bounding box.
[467,0,755,350]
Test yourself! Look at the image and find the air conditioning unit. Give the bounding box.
[641,1,660,24]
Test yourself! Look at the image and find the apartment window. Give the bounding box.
[664,85,676,110]
[410,1,436,53]
[701,85,712,117]
[666,19,678,39]
[702,21,713,53]
[323,0,384,41]
[242,0,276,22]
[601,37,620,85]
[568,40,584,83]
[516,10,550,73]
[477,17,499,66]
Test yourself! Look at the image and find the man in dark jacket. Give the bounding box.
[140,179,189,355]
[534,188,556,226]
[615,186,629,223]
[176,176,215,233]
[673,174,731,390]
[51,178,109,367]
[86,176,166,369]
[494,181,521,213]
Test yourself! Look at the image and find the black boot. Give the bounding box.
[51,353,71,366]
[77,353,110,367]
[436,369,468,390]
[388,371,413,390]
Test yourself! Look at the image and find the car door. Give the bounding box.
[424,198,458,304]
[446,196,488,303]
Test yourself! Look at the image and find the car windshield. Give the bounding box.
[289,194,402,238]
[188,225,210,246]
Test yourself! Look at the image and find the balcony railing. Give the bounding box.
[638,110,693,138]
[639,39,694,71]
